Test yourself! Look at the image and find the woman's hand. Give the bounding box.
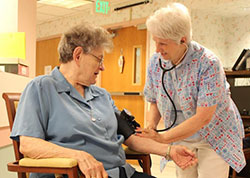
[134,130,197,169]
[76,151,108,178]
[135,127,162,142]
[170,145,197,169]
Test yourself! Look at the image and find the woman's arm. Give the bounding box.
[146,102,161,129]
[20,136,108,178]
[124,135,197,169]
[136,105,217,143]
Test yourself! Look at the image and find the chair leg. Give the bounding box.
[18,172,27,178]
[232,170,236,178]
[141,155,151,175]
[68,166,79,178]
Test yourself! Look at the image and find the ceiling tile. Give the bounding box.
[37,5,77,16]
[37,13,57,24]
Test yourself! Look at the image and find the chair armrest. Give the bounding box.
[19,158,78,168]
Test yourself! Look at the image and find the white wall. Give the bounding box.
[191,11,226,64]
[224,14,250,68]
[0,0,18,33]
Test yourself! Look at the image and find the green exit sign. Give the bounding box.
[95,0,110,15]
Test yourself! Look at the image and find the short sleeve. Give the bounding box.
[10,80,49,141]
[197,57,226,107]
[143,55,157,103]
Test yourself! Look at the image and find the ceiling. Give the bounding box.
[37,0,250,25]
[37,0,137,25]
[37,0,93,25]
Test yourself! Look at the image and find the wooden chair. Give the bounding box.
[2,92,151,177]
[3,93,79,178]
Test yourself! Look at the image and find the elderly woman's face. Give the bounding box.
[153,36,183,62]
[77,47,104,86]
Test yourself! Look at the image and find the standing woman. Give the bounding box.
[136,2,246,178]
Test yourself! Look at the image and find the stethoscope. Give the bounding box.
[156,58,177,132]
[155,43,188,132]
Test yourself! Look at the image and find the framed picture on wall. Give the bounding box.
[232,49,250,71]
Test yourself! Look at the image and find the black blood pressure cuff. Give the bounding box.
[116,109,140,140]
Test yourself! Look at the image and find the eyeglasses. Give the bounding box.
[88,53,104,65]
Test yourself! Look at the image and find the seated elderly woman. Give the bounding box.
[10,22,197,178]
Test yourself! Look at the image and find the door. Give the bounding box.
[101,26,147,127]
[36,37,60,76]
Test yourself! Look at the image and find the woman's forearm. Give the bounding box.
[124,134,168,156]
[146,102,161,129]
[160,105,217,143]
[20,136,82,160]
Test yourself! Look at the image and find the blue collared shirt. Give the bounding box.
[144,41,245,172]
[11,67,135,178]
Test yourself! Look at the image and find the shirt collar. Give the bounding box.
[51,67,103,101]
[51,67,71,93]
[84,87,102,101]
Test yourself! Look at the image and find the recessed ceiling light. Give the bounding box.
[37,0,93,9]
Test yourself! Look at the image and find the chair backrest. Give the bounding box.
[2,93,22,161]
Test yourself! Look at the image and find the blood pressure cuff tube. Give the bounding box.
[115,110,140,140]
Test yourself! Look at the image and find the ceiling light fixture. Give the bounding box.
[37,0,93,9]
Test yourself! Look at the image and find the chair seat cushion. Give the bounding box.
[19,158,78,168]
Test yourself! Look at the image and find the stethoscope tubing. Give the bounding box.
[155,57,177,132]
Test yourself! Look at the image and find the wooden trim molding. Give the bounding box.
[102,17,146,30]
[36,34,62,42]
[0,126,12,148]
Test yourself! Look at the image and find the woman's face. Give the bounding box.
[153,35,183,62]
[77,47,104,86]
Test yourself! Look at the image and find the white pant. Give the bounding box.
[175,139,229,178]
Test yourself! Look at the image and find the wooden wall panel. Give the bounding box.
[36,37,60,76]
[112,95,144,126]
[102,26,147,92]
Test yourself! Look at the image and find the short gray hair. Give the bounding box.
[146,2,192,44]
[58,22,113,63]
